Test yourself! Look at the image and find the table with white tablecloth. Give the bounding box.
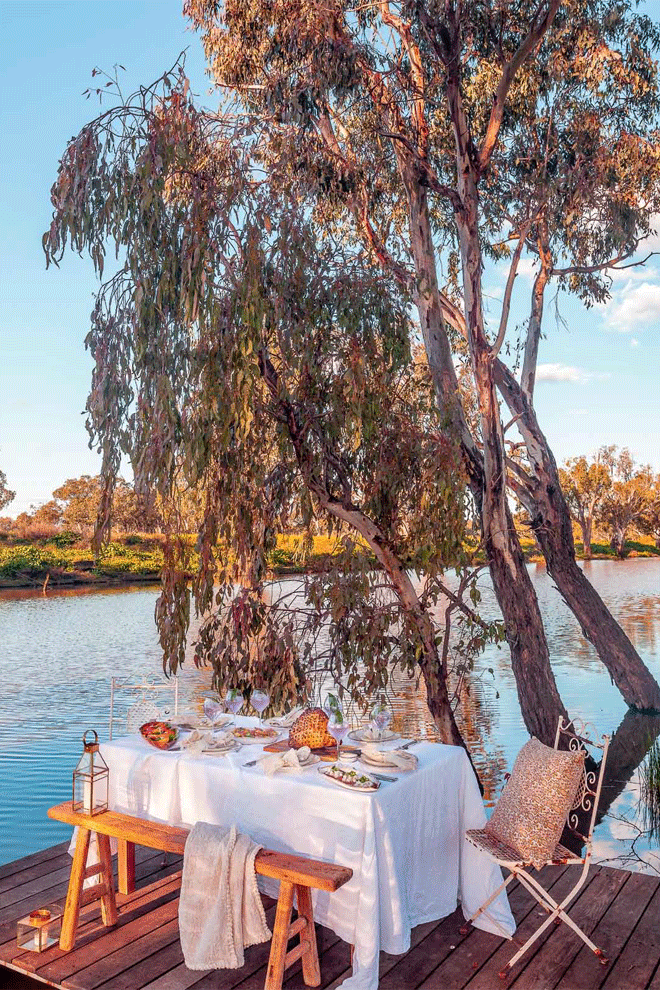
[91,719,515,989]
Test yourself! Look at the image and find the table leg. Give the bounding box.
[296,884,321,987]
[117,838,135,895]
[265,880,295,990]
[60,826,91,951]
[97,833,118,927]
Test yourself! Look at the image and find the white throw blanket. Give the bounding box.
[179,822,271,970]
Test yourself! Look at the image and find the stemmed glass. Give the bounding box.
[251,690,270,725]
[224,688,243,717]
[324,694,347,761]
[327,712,349,762]
[203,698,227,726]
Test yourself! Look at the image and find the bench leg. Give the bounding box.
[97,833,118,927]
[296,885,321,988]
[265,880,295,990]
[60,826,91,951]
[117,838,136,895]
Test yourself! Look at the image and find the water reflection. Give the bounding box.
[0,559,658,872]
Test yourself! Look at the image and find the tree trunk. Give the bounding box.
[448,109,568,746]
[494,361,660,712]
[404,177,567,745]
[581,517,593,559]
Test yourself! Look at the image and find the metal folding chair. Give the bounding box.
[462,716,610,978]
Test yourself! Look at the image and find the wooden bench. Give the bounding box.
[48,802,352,990]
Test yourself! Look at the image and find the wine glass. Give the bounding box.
[327,710,348,762]
[251,690,270,724]
[224,688,243,717]
[204,698,226,726]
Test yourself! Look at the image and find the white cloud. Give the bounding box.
[602,280,660,332]
[608,264,658,283]
[516,258,539,281]
[536,363,606,384]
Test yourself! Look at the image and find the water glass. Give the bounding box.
[371,705,392,741]
[251,690,270,723]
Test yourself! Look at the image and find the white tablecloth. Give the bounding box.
[91,719,514,988]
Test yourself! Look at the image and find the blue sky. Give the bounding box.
[1,1,659,516]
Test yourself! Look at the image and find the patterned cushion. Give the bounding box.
[485,738,585,869]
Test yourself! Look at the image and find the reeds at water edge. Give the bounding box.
[640,740,660,843]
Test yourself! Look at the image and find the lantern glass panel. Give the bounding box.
[17,905,62,952]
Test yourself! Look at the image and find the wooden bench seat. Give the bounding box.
[48,802,352,990]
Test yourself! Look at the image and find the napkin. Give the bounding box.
[361,744,418,771]
[257,746,311,775]
[179,729,211,752]
[267,707,303,728]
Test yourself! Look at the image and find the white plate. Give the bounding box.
[202,746,239,756]
[348,728,400,743]
[359,752,415,771]
[318,764,380,792]
[231,729,281,745]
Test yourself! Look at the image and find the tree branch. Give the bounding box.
[478,1,561,172]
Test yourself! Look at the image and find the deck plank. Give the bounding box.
[508,865,629,990]
[421,865,579,990]
[24,874,183,980]
[1,845,658,990]
[600,883,660,990]
[96,902,278,990]
[555,870,660,990]
[0,843,70,882]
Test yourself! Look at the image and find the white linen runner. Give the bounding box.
[179,822,271,970]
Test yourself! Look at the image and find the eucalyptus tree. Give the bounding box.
[184,0,660,726]
[44,73,502,750]
[559,454,612,559]
[0,470,14,513]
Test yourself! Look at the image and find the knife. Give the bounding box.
[369,771,398,782]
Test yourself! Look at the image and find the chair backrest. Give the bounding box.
[554,716,610,853]
[109,675,179,740]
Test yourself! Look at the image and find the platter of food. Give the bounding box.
[318,763,380,792]
[231,726,280,744]
[140,721,179,750]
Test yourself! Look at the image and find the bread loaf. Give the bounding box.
[288,707,335,749]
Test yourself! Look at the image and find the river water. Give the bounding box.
[0,559,659,872]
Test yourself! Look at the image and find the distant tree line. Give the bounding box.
[559,447,660,558]
[0,474,204,539]
[2,456,658,561]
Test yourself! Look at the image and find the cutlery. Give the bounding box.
[401,739,421,750]
[369,772,398,782]
[245,758,259,767]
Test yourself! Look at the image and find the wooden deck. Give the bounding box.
[0,843,659,990]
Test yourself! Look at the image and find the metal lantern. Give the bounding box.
[72,730,109,816]
[17,905,62,952]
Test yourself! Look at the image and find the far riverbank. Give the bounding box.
[0,531,658,590]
